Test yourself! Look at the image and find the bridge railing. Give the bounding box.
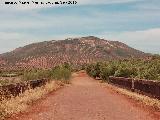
[109,76,160,100]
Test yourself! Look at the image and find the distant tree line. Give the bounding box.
[86,55,160,81]
[22,63,72,82]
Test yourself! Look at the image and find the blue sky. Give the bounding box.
[0,0,160,54]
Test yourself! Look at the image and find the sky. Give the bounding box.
[0,0,160,54]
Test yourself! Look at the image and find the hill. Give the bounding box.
[0,36,148,70]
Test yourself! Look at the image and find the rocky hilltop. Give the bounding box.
[0,36,147,70]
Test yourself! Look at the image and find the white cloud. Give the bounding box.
[0,32,23,40]
[1,28,160,54]
[133,1,160,11]
[98,28,160,54]
[0,31,85,53]
[0,0,159,54]
[0,32,38,53]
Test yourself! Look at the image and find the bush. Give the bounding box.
[100,63,117,80]
[51,65,71,81]
[22,69,51,81]
[86,57,160,81]
[22,63,72,82]
[114,63,138,78]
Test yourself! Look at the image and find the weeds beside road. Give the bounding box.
[0,64,72,120]
[0,80,65,120]
[7,72,160,120]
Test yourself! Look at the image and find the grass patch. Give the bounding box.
[0,81,64,120]
[104,83,160,110]
[22,64,72,82]
[0,63,72,119]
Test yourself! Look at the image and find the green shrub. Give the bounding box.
[86,57,160,81]
[22,69,51,81]
[51,65,71,81]
[100,64,117,80]
[22,63,72,81]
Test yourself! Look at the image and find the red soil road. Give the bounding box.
[8,72,160,120]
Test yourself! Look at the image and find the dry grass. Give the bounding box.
[104,83,160,110]
[0,77,22,86]
[0,81,64,120]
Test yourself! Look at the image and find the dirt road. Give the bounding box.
[8,72,159,120]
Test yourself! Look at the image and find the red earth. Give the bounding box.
[8,72,160,120]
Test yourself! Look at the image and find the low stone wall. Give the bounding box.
[109,77,160,100]
[0,78,49,100]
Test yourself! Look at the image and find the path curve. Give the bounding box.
[8,72,160,120]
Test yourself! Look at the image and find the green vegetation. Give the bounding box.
[86,55,160,81]
[0,70,23,77]
[22,63,72,82]
[0,63,72,86]
[22,69,51,81]
[0,63,72,119]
